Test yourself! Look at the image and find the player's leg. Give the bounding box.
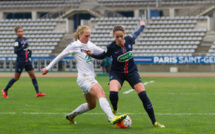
[1,62,23,98]
[66,93,95,124]
[134,82,157,124]
[2,72,21,98]
[109,80,121,114]
[126,72,156,123]
[127,71,165,128]
[26,63,45,97]
[66,84,112,124]
[134,83,165,128]
[89,83,127,124]
[89,83,115,120]
[109,72,124,114]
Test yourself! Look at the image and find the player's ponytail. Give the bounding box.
[74,25,90,41]
[113,25,125,34]
[14,26,22,33]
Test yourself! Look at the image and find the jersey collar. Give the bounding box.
[77,39,91,46]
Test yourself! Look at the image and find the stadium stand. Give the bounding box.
[0,18,66,57]
[90,17,140,50]
[89,16,208,56]
[135,16,208,56]
[0,0,81,9]
[97,0,215,7]
[206,41,215,56]
[0,0,215,72]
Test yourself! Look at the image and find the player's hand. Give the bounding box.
[140,20,145,26]
[84,49,93,56]
[23,43,29,49]
[41,68,48,75]
[27,49,32,58]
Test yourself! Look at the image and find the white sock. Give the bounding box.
[69,103,90,119]
[99,97,115,119]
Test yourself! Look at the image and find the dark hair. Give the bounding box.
[14,26,22,33]
[112,25,125,33]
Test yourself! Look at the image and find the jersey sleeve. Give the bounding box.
[129,35,135,45]
[45,45,71,70]
[131,25,145,40]
[104,43,112,57]
[92,43,104,54]
[14,41,24,54]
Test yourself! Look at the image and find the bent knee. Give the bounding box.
[29,75,36,79]
[88,104,96,109]
[14,77,19,81]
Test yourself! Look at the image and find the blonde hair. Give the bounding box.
[74,25,90,41]
[14,26,23,33]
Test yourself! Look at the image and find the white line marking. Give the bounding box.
[123,89,134,94]
[0,112,215,116]
[123,80,155,94]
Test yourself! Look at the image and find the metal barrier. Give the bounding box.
[0,56,104,72]
[33,59,39,71]
[0,58,6,71]
[71,59,77,71]
[64,59,72,71]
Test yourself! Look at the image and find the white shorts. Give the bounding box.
[77,75,98,94]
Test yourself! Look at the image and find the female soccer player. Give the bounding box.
[1,26,45,98]
[85,20,165,128]
[41,25,126,125]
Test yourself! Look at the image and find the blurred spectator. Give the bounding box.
[101,57,111,73]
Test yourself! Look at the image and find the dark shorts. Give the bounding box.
[109,71,142,88]
[15,61,34,73]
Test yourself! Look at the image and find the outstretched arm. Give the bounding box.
[132,20,145,40]
[85,50,106,59]
[42,49,70,75]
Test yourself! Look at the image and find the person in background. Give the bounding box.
[101,57,111,73]
[1,26,45,98]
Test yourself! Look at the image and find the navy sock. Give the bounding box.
[109,91,118,111]
[4,78,16,92]
[138,91,156,124]
[32,78,39,93]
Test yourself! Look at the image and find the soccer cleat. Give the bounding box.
[36,92,46,97]
[109,114,127,125]
[1,89,8,98]
[154,122,165,128]
[112,109,118,115]
[66,115,77,124]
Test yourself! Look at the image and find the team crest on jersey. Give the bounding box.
[128,44,131,49]
[85,55,92,63]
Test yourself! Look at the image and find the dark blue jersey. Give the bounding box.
[14,37,30,63]
[91,25,145,74]
[105,35,136,73]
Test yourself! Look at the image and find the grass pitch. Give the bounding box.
[0,75,215,134]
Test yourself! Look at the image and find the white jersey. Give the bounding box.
[46,40,104,78]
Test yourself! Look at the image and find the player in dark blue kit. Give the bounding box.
[85,20,165,128]
[1,26,45,98]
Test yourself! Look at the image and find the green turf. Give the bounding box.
[0,76,215,134]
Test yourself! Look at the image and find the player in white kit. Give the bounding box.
[41,25,126,125]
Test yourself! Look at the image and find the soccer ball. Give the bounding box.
[116,115,132,129]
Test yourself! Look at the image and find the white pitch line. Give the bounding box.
[0,112,215,116]
[123,80,155,94]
